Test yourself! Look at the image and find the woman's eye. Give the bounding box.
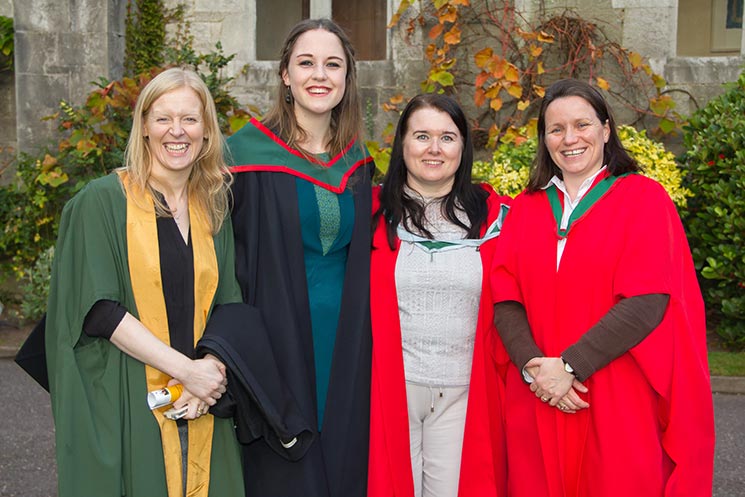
[327,61,341,68]
[442,135,455,142]
[415,134,429,141]
[548,128,561,135]
[299,60,313,66]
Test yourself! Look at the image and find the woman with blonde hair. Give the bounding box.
[45,66,244,497]
[226,18,374,497]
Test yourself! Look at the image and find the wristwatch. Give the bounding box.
[561,357,576,376]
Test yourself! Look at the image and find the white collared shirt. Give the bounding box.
[543,166,607,271]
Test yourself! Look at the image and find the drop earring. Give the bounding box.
[285,85,292,104]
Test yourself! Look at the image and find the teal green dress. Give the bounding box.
[295,175,354,428]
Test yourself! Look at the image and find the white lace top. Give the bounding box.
[395,196,483,387]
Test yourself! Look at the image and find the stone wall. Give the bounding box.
[6,0,745,156]
[0,68,14,185]
[12,0,127,153]
[522,0,745,123]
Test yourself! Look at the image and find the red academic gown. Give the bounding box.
[368,184,510,497]
[491,174,715,497]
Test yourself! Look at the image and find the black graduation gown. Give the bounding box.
[230,166,372,497]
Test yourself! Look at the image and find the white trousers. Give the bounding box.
[406,382,469,497]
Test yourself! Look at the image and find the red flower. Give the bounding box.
[707,160,715,166]
[718,154,726,160]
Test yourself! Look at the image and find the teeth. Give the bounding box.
[422,160,442,165]
[165,144,188,152]
[563,148,585,157]
[308,88,329,94]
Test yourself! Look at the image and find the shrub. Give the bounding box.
[0,45,252,279]
[617,126,692,207]
[679,71,745,348]
[19,246,54,321]
[0,16,12,71]
[124,0,166,76]
[473,125,691,207]
[472,131,536,198]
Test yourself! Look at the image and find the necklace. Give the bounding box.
[169,195,189,226]
[172,204,189,223]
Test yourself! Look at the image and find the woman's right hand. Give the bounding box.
[176,356,227,406]
[554,383,590,413]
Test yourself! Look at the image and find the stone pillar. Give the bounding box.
[0,0,12,16]
[12,0,127,153]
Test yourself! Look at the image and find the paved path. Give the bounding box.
[1,358,743,496]
[0,359,56,497]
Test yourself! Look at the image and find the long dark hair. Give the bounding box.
[374,94,488,249]
[262,18,362,157]
[528,78,639,192]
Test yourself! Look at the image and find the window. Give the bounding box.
[677,0,743,56]
[256,0,387,60]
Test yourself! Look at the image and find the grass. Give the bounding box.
[708,350,745,377]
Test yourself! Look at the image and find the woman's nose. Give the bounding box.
[563,127,579,143]
[169,120,184,136]
[312,65,327,80]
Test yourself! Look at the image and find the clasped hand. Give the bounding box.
[525,357,589,414]
[171,354,227,419]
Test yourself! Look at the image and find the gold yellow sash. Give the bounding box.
[120,171,218,497]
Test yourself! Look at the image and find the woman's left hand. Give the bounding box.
[526,356,587,406]
[554,386,591,413]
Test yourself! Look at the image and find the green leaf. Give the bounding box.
[658,118,676,134]
[430,70,455,87]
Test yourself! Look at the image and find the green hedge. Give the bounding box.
[679,71,745,348]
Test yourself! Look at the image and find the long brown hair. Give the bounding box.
[123,67,232,234]
[262,18,362,157]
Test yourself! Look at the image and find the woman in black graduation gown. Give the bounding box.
[226,18,373,497]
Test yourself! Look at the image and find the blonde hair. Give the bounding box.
[263,18,363,157]
[123,67,232,234]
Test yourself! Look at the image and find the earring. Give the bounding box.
[285,85,292,104]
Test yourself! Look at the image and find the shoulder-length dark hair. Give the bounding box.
[527,78,639,192]
[374,93,488,249]
[262,18,362,157]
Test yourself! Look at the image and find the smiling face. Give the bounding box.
[282,29,347,124]
[144,86,205,180]
[544,95,610,187]
[402,106,464,197]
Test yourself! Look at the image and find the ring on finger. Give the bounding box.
[558,404,567,411]
[541,396,549,402]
